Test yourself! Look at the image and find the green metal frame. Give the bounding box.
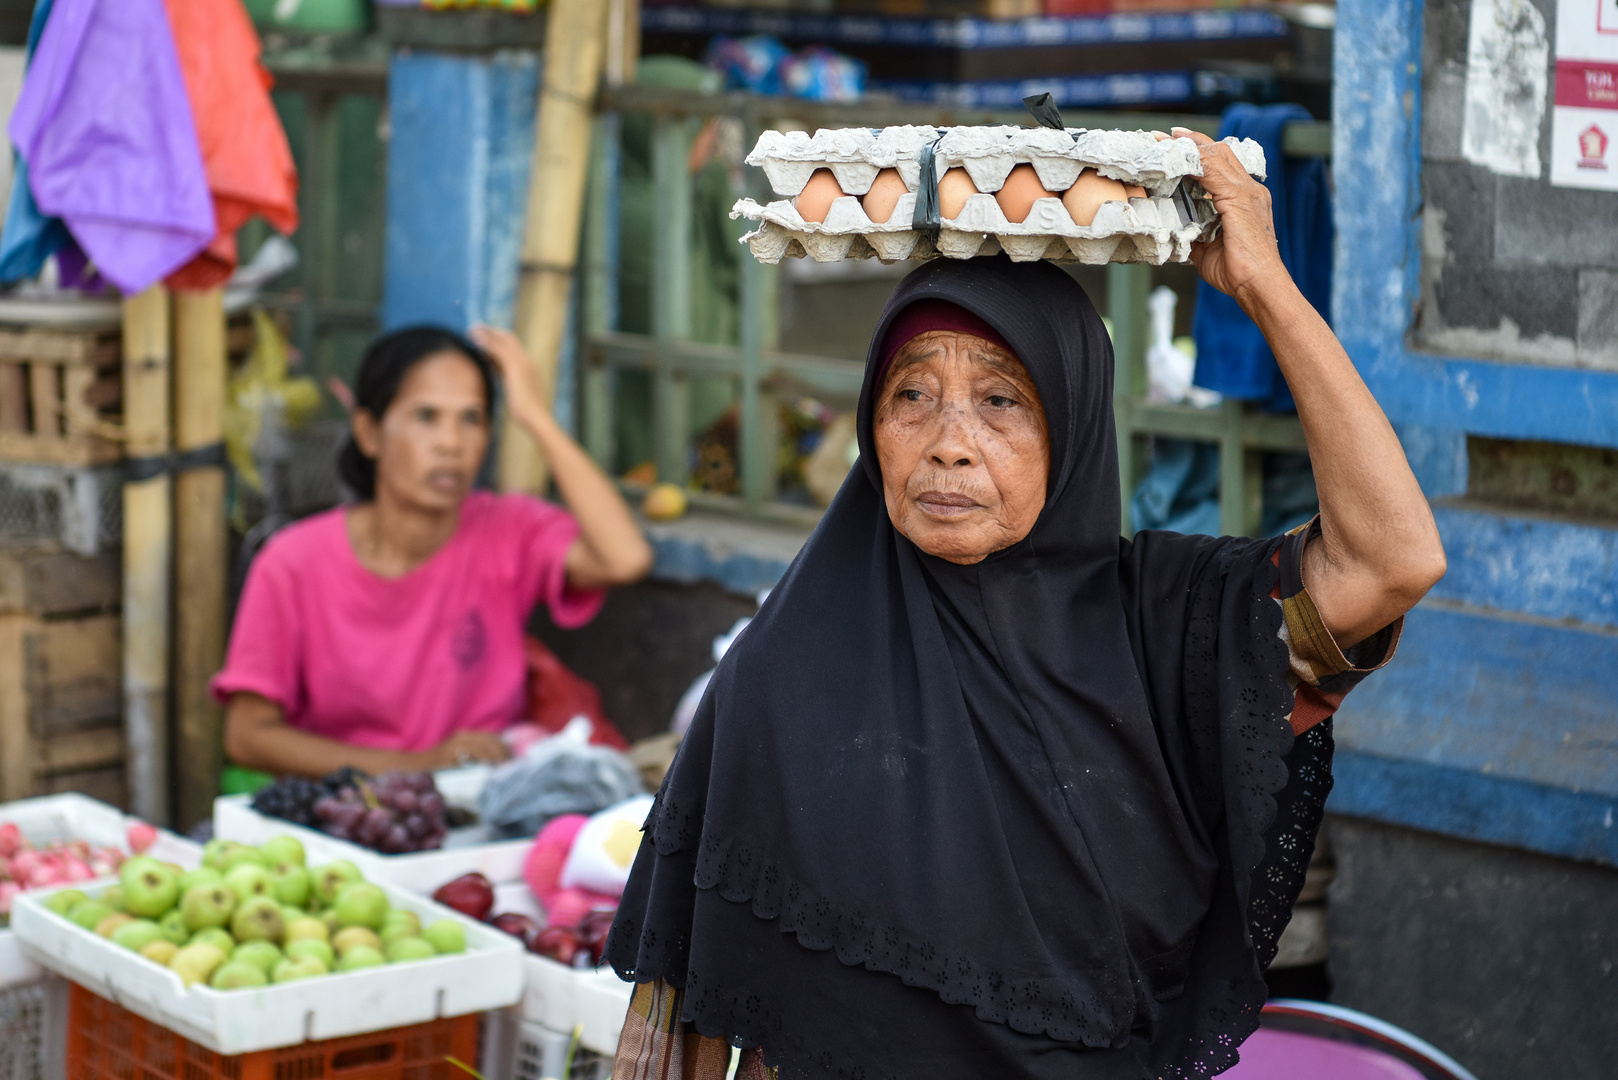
[574,86,1328,535]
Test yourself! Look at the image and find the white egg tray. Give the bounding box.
[10,875,525,1055]
[733,125,1266,266]
[212,765,531,893]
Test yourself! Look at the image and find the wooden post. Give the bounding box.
[499,0,613,494]
[172,289,227,831]
[1108,263,1150,535]
[122,286,172,824]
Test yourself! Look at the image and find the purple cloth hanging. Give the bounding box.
[8,0,213,294]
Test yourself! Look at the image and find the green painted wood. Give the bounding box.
[1108,264,1150,533]
[581,114,619,468]
[651,114,694,486]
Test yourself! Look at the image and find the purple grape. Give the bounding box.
[418,792,445,817]
[382,824,410,852]
[314,796,342,822]
[391,789,418,814]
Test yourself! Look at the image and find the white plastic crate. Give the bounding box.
[0,975,67,1080]
[10,875,525,1055]
[481,1008,613,1080]
[212,766,532,892]
[0,791,201,870]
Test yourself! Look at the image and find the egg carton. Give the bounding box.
[733,125,1266,266]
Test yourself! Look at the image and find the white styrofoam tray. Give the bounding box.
[213,766,531,893]
[10,875,525,1055]
[1,793,202,990]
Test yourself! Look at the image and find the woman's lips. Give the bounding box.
[916,491,981,518]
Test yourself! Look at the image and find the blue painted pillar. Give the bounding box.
[381,51,540,334]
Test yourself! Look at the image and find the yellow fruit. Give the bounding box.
[332,925,382,957]
[642,483,687,522]
[139,940,180,966]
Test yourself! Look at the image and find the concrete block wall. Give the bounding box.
[1417,0,1618,369]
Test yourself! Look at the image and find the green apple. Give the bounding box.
[261,836,305,868]
[332,926,382,956]
[280,905,307,927]
[139,940,179,966]
[120,857,181,918]
[98,885,126,912]
[95,912,135,938]
[210,959,268,990]
[44,889,88,916]
[169,942,227,988]
[332,883,388,930]
[380,910,421,938]
[285,916,329,944]
[230,897,285,944]
[158,909,190,945]
[179,867,223,892]
[189,927,236,953]
[335,945,385,972]
[222,845,269,873]
[312,861,363,906]
[319,908,342,935]
[272,955,328,982]
[201,839,234,872]
[223,864,273,904]
[231,940,282,976]
[111,919,165,952]
[269,864,311,908]
[67,900,112,930]
[422,920,466,956]
[181,883,236,931]
[385,936,437,963]
[285,938,334,968]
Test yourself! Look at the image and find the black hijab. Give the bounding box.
[608,256,1331,1079]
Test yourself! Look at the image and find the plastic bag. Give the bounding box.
[478,718,644,840]
[559,794,655,898]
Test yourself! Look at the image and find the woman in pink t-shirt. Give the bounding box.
[214,324,652,777]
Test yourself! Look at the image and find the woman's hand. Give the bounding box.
[473,325,549,428]
[469,324,653,590]
[1160,128,1291,313]
[419,730,512,770]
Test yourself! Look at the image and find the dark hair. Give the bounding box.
[337,325,497,500]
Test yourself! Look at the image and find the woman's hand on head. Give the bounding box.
[1162,128,1293,312]
[421,729,512,771]
[471,326,550,429]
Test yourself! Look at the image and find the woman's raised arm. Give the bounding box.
[472,326,654,591]
[1174,128,1446,647]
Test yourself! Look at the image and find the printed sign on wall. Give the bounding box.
[1552,0,1618,188]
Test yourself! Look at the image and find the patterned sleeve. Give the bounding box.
[1271,517,1403,736]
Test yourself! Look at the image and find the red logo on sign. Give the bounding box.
[1580,124,1610,169]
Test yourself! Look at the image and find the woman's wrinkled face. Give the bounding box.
[874,330,1050,564]
[352,351,490,512]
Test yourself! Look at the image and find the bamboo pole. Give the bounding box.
[122,286,172,824]
[172,289,227,832]
[498,0,614,494]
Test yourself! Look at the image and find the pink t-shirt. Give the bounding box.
[211,492,605,753]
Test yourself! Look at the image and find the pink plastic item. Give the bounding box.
[1226,1028,1428,1080]
[522,814,616,927]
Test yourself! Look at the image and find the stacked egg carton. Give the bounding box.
[731,125,1267,265]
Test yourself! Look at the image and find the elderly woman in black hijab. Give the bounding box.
[606,131,1446,1079]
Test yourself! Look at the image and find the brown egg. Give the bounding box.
[860,168,909,224]
[993,164,1056,224]
[1062,168,1131,227]
[794,169,845,224]
[936,167,978,220]
[1124,183,1147,199]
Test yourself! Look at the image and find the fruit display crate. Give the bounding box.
[481,1007,612,1080]
[66,982,479,1080]
[0,930,67,1080]
[10,876,525,1055]
[0,793,201,993]
[213,767,531,892]
[490,882,632,1047]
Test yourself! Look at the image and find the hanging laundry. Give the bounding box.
[7,0,214,294]
[162,0,299,291]
[1191,103,1332,413]
[0,0,74,285]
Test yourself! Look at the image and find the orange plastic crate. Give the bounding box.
[65,982,480,1080]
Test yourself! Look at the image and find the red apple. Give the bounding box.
[490,912,540,942]
[432,873,495,921]
[125,823,158,855]
[531,926,581,965]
